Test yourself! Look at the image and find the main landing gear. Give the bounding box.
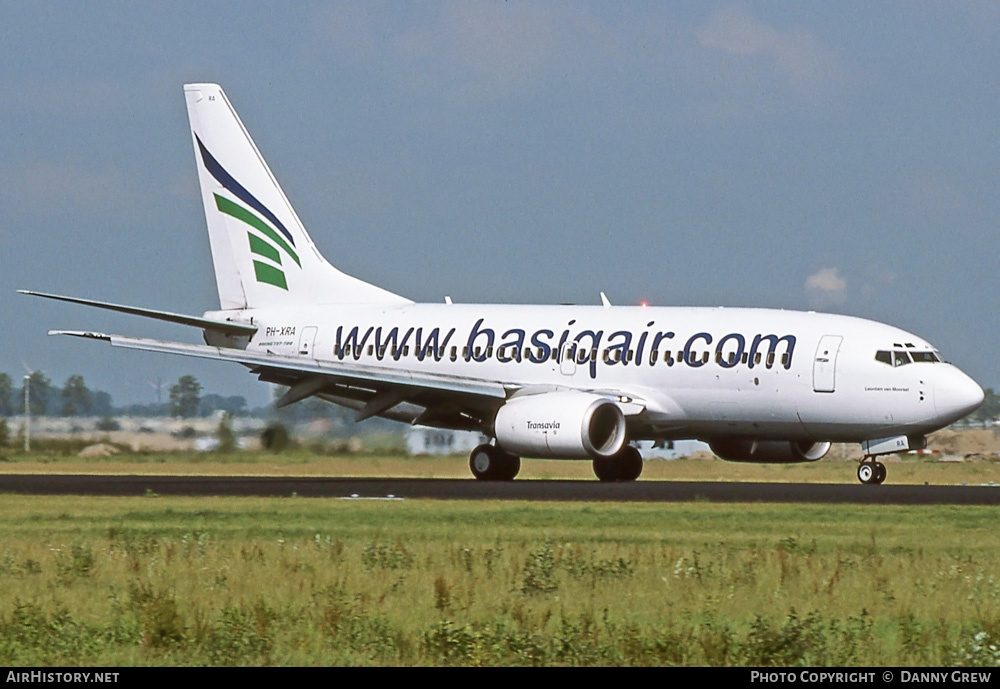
[857,457,887,485]
[592,445,644,482]
[468,444,645,482]
[469,444,521,481]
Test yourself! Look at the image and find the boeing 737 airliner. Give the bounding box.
[22,84,985,484]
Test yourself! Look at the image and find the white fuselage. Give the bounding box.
[212,302,982,443]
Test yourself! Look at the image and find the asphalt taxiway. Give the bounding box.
[1,474,998,504]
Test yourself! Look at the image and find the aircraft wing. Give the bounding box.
[50,330,511,426]
[49,330,653,430]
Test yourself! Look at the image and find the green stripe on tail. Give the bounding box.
[215,194,301,266]
[253,261,287,290]
[248,234,281,264]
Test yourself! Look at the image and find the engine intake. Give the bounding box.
[493,391,627,459]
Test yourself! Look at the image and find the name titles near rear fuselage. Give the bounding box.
[328,317,797,379]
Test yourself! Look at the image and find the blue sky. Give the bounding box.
[1,1,997,407]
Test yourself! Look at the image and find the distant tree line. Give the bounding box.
[0,372,253,420]
[969,388,1000,427]
[0,370,382,428]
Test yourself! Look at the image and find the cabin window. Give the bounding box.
[766,352,775,367]
[367,345,373,356]
[450,346,457,361]
[781,353,789,366]
[650,350,658,364]
[742,352,749,364]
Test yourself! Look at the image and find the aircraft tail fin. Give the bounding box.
[183,83,410,310]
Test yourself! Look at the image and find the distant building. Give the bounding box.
[633,439,711,460]
[405,426,708,459]
[406,426,489,455]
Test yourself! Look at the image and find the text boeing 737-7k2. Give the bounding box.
[21,84,984,484]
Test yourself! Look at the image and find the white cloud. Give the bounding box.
[804,266,847,310]
[695,5,845,100]
[312,2,609,101]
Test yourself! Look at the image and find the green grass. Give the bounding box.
[2,495,1000,665]
[2,448,1000,485]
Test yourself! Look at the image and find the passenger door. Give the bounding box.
[298,326,318,357]
[812,335,843,393]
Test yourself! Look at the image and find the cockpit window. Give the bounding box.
[876,349,941,367]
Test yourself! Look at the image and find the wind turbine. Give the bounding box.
[20,360,33,453]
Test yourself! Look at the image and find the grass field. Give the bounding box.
[2,448,1000,666]
[2,448,999,666]
[3,445,1000,485]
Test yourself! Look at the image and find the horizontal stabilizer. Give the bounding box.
[20,290,257,336]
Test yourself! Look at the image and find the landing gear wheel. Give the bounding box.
[873,461,886,485]
[857,462,874,484]
[469,444,521,481]
[617,446,644,482]
[857,459,887,485]
[593,456,620,482]
[592,446,644,482]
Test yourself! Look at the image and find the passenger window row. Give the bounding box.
[335,343,789,367]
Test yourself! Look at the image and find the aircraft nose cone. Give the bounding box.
[935,370,985,420]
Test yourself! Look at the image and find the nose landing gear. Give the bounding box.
[857,458,886,485]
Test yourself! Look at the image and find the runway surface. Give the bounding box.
[1,474,999,504]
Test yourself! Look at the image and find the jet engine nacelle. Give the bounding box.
[493,391,627,459]
[708,438,832,463]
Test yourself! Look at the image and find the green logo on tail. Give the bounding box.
[214,194,301,290]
